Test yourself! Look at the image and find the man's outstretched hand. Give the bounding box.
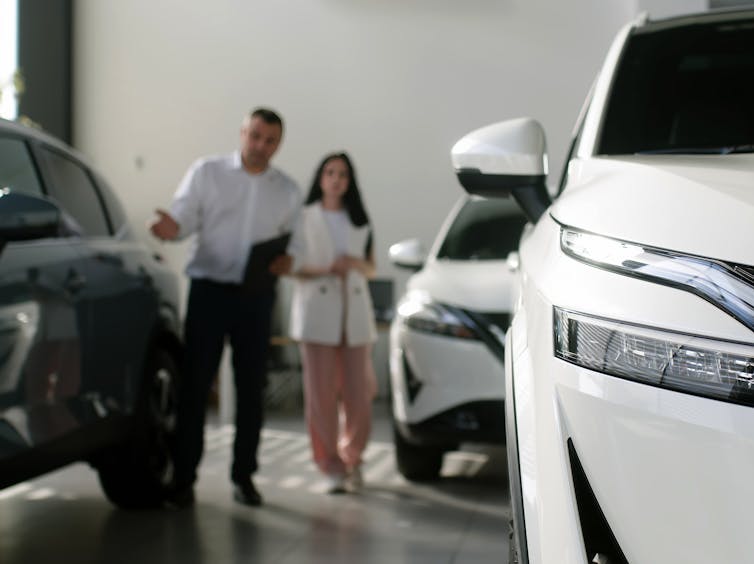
[149,209,179,241]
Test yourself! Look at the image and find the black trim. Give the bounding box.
[505,334,529,564]
[463,309,507,364]
[455,169,550,223]
[568,439,629,564]
[0,415,133,490]
[395,400,505,447]
[401,350,423,404]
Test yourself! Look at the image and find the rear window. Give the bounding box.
[0,137,44,197]
[41,147,110,237]
[436,198,526,261]
[91,171,128,234]
[599,18,754,155]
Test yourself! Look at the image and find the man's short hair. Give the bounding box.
[249,107,283,132]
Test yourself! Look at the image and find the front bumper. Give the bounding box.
[394,399,505,447]
[389,320,506,427]
[511,214,754,563]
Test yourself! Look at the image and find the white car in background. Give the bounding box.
[388,196,526,480]
[452,8,754,564]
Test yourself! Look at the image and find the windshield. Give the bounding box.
[598,17,754,155]
[436,198,526,261]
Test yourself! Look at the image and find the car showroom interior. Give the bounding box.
[1,1,753,563]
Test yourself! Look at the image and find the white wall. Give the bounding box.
[72,0,698,301]
[636,0,707,17]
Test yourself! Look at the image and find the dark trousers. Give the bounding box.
[172,278,275,487]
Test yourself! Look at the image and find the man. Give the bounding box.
[150,108,302,507]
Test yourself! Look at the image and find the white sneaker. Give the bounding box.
[325,473,347,494]
[346,466,364,492]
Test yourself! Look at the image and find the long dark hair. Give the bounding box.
[305,152,370,227]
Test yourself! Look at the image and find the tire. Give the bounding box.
[392,423,444,481]
[97,348,180,509]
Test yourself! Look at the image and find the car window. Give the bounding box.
[436,199,527,261]
[41,147,110,237]
[558,84,594,196]
[91,171,128,234]
[0,137,44,197]
[598,18,754,155]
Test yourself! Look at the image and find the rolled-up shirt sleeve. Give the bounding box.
[169,159,204,240]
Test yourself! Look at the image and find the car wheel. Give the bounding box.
[97,347,179,508]
[392,423,444,481]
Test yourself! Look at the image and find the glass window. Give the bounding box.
[0,137,43,196]
[599,17,754,155]
[91,171,128,234]
[436,198,527,261]
[41,148,109,237]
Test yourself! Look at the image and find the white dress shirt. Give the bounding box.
[321,208,350,256]
[170,151,303,283]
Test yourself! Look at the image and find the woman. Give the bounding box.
[289,152,377,494]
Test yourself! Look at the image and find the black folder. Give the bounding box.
[242,232,291,292]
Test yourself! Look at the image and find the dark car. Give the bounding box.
[0,118,182,508]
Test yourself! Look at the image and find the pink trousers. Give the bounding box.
[299,342,377,475]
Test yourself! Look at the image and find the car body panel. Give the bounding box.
[406,260,516,312]
[553,155,754,264]
[0,118,182,491]
[450,8,754,562]
[0,239,83,456]
[512,265,754,562]
[390,323,506,423]
[390,196,524,443]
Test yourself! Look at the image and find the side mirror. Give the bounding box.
[0,190,62,242]
[388,238,425,271]
[506,251,520,272]
[451,117,551,222]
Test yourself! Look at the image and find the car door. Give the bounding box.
[0,135,83,459]
[34,145,158,417]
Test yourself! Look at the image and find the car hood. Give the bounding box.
[551,154,754,264]
[406,260,515,312]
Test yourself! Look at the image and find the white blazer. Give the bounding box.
[289,203,377,346]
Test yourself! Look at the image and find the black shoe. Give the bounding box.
[164,483,195,508]
[232,479,263,507]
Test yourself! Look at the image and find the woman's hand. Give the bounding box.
[330,255,352,278]
[331,254,376,278]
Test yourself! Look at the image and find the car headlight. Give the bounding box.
[560,226,754,332]
[554,307,754,406]
[397,292,478,340]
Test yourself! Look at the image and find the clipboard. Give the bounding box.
[242,232,292,292]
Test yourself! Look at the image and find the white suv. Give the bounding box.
[452,9,754,564]
[388,196,525,480]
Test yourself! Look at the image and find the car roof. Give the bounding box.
[638,7,754,34]
[0,117,92,167]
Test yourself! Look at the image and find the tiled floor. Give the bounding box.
[0,404,511,563]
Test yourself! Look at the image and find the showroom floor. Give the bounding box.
[0,403,510,563]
